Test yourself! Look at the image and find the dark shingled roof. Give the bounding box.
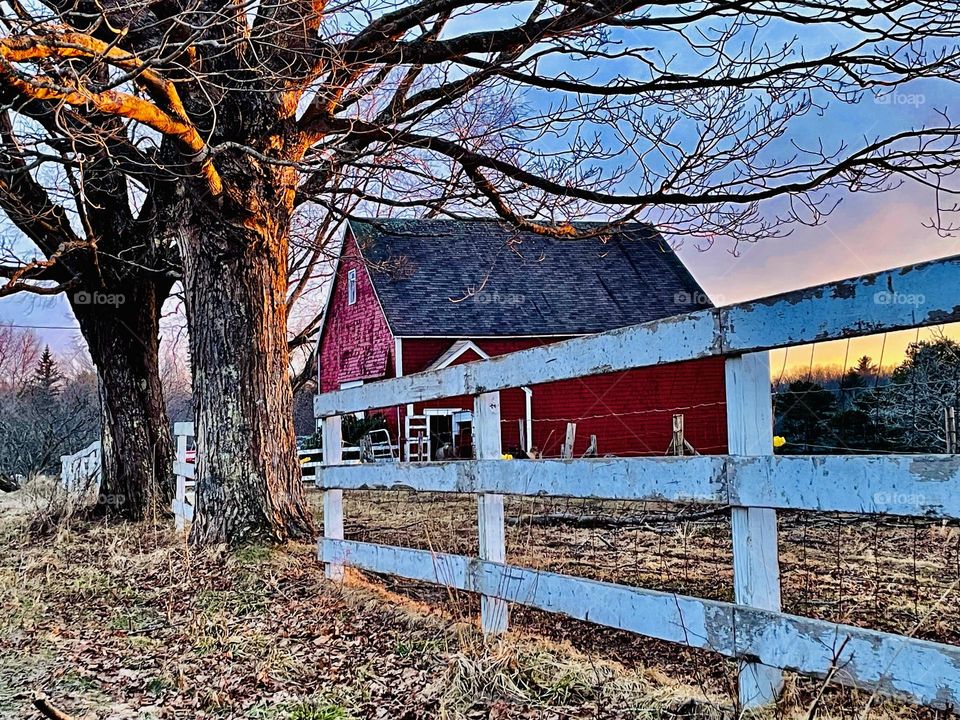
[349,218,712,337]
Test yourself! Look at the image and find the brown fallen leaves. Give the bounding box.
[1,495,942,720]
[0,513,714,720]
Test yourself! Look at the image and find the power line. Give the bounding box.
[0,322,79,330]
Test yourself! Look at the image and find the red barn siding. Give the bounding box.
[318,231,395,394]
[402,337,569,375]
[401,339,728,457]
[530,356,727,457]
[317,231,400,440]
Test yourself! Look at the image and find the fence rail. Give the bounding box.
[314,253,960,711]
[60,440,102,492]
[316,454,960,519]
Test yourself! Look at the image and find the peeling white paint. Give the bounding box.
[317,455,960,520]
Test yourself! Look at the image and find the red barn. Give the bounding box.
[317,219,728,460]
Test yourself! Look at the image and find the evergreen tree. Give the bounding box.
[28,346,62,399]
[855,355,877,378]
[0,351,99,479]
[774,380,838,453]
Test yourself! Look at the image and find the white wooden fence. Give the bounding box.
[60,440,102,492]
[314,253,960,711]
[172,422,195,530]
[170,426,364,529]
[57,425,330,529]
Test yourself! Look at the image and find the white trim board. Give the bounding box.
[425,340,490,371]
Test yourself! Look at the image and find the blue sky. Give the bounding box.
[0,5,958,373]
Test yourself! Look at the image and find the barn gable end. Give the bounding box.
[317,228,396,394]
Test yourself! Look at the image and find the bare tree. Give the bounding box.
[882,336,960,451]
[0,1,959,544]
[0,323,40,391]
[0,107,179,519]
[0,345,99,488]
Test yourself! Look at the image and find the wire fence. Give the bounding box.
[321,489,960,708]
[314,333,960,710]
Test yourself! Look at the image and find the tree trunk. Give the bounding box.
[181,172,314,546]
[73,281,174,520]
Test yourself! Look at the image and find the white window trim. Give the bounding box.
[347,268,357,305]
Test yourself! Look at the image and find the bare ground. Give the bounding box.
[0,487,956,719]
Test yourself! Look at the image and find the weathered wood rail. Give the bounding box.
[59,440,102,492]
[314,253,960,711]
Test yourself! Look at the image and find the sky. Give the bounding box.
[0,5,957,377]
[676,180,960,373]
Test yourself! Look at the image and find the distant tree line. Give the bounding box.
[774,337,960,454]
[0,327,99,489]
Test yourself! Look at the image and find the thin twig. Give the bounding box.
[32,692,73,720]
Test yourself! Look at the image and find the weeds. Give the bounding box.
[248,696,356,720]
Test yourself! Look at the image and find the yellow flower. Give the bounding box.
[500,453,514,460]
[773,436,787,448]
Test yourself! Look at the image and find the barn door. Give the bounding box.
[405,415,430,462]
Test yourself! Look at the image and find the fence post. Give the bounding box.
[60,454,70,492]
[474,391,508,634]
[321,415,345,581]
[946,407,957,454]
[174,429,189,532]
[726,352,782,708]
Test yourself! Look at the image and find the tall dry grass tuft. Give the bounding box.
[17,470,100,537]
[437,628,727,719]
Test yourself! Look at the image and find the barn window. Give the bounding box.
[347,269,357,305]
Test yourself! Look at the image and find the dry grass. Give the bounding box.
[0,484,954,719]
[323,490,960,717]
[0,487,720,720]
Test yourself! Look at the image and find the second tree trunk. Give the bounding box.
[74,281,175,520]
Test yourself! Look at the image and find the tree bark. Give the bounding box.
[182,160,314,546]
[73,280,174,520]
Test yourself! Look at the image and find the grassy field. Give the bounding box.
[1,485,957,719]
[335,491,960,644]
